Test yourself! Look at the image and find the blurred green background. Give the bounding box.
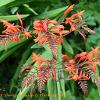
[0,0,100,100]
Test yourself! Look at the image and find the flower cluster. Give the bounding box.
[33,19,66,58]
[33,19,66,44]
[19,47,100,94]
[63,5,95,40]
[0,5,100,96]
[0,13,31,47]
[0,19,21,46]
[0,19,21,35]
[62,47,100,81]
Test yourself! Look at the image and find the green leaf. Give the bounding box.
[10,44,32,92]
[16,44,52,99]
[42,44,53,60]
[16,44,64,100]
[23,4,38,15]
[35,6,68,19]
[0,43,23,63]
[22,55,32,67]
[0,37,27,63]
[47,78,58,100]
[7,0,33,8]
[15,55,34,100]
[0,38,26,52]
[62,38,74,55]
[63,91,75,100]
[0,97,4,100]
[57,45,65,97]
[56,80,61,100]
[86,26,100,50]
[95,13,100,24]
[0,14,29,21]
[31,43,42,49]
[16,86,30,100]
[86,89,100,100]
[84,11,96,26]
[0,0,15,7]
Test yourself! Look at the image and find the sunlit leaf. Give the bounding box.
[0,14,29,21]
[0,0,15,7]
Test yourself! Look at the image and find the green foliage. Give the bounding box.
[0,14,29,21]
[0,0,100,100]
[35,6,68,19]
[77,0,100,24]
[86,26,100,50]
[86,89,100,100]
[0,0,15,7]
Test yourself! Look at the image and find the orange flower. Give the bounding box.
[85,66,96,72]
[62,54,71,61]
[23,30,31,39]
[74,52,87,64]
[64,10,85,34]
[82,73,90,80]
[16,13,32,39]
[39,65,45,69]
[32,53,49,66]
[65,16,76,31]
[33,19,68,36]
[71,70,89,81]
[53,34,64,43]
[0,19,21,44]
[72,11,84,19]
[50,25,69,36]
[34,34,48,44]
[34,34,64,45]
[72,70,80,80]
[33,19,58,34]
[33,19,64,46]
[65,17,76,24]
[88,47,100,59]
[64,60,75,72]
[0,19,21,34]
[16,13,24,28]
[63,47,100,81]
[64,4,74,15]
